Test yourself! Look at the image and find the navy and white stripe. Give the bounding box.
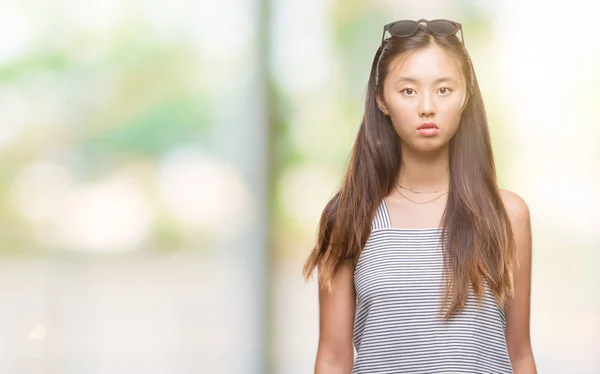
[352,199,513,374]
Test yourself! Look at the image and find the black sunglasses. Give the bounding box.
[381,19,464,45]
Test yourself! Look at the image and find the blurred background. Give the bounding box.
[0,0,598,373]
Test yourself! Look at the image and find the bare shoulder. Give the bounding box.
[499,188,531,226]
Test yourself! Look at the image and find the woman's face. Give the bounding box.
[377,44,467,152]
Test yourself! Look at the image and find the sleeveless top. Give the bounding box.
[352,199,513,374]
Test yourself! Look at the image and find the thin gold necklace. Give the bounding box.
[395,182,448,204]
[396,181,448,194]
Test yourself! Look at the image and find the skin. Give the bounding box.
[377,45,466,229]
[315,43,536,373]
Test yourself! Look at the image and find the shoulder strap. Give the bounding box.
[371,198,392,230]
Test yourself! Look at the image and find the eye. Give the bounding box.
[438,87,453,95]
[401,88,416,96]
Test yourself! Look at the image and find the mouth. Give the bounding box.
[417,123,440,137]
[418,122,439,130]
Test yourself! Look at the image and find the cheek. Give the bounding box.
[387,99,415,123]
[440,102,464,127]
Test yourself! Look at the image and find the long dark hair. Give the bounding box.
[302,27,517,319]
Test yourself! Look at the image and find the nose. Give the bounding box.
[418,92,436,117]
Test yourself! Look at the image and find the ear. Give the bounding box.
[375,93,389,115]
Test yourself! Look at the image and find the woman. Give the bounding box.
[303,19,536,373]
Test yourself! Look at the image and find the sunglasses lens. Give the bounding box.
[428,20,459,36]
[389,21,419,37]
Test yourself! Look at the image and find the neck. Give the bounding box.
[396,143,450,191]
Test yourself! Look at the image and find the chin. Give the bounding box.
[406,138,450,153]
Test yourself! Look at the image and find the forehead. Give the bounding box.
[387,45,463,83]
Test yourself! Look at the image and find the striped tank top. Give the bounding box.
[352,199,513,374]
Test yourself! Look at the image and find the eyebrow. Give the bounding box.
[394,76,459,85]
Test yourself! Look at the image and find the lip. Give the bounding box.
[418,128,440,137]
[418,122,439,130]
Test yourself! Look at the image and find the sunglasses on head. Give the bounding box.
[381,19,464,45]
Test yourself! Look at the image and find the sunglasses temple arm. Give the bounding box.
[381,29,386,45]
[459,27,465,45]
